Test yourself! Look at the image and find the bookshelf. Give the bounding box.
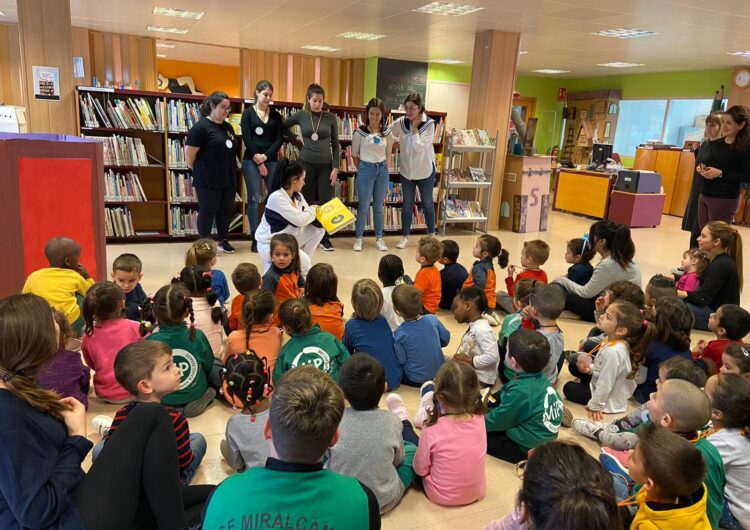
[76,87,447,242]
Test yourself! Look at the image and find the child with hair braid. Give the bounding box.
[223,289,282,375]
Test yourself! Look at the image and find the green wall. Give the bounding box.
[363,57,378,103]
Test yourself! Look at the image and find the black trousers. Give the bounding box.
[73,403,213,529]
[197,186,236,241]
[564,290,598,322]
[563,380,592,405]
[486,432,528,464]
[300,161,333,204]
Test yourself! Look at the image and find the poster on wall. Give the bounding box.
[376,58,428,111]
[32,66,60,100]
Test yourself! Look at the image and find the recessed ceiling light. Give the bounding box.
[430,59,466,64]
[301,45,341,52]
[414,2,484,16]
[156,54,168,58]
[152,7,204,19]
[338,31,385,41]
[727,51,750,57]
[598,62,645,68]
[532,69,570,74]
[146,24,189,34]
[592,28,658,39]
[0,11,6,16]
[519,51,528,55]
[156,42,176,48]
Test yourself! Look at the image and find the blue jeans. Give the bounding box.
[242,159,277,236]
[686,302,712,331]
[721,500,744,530]
[401,168,436,235]
[355,161,389,237]
[93,431,206,485]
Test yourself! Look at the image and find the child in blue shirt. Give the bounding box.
[185,238,230,306]
[392,284,450,386]
[344,279,403,390]
[565,238,594,286]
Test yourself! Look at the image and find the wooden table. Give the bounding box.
[553,169,616,219]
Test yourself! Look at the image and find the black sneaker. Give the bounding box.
[319,236,334,251]
[251,240,258,253]
[219,240,236,254]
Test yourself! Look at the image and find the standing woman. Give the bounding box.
[241,80,283,253]
[682,112,723,248]
[696,105,750,228]
[352,97,393,252]
[283,83,339,251]
[391,93,437,249]
[185,91,239,254]
[678,221,742,330]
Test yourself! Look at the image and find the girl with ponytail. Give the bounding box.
[553,220,642,322]
[175,265,224,357]
[223,289,281,374]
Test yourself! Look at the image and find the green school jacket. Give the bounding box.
[273,324,350,383]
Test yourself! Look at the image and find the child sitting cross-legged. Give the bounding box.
[91,341,206,485]
[564,237,595,286]
[485,328,563,464]
[693,304,750,370]
[223,289,282,374]
[413,236,442,314]
[326,354,416,514]
[497,239,549,314]
[201,366,381,529]
[228,263,261,332]
[438,240,468,311]
[452,286,500,388]
[392,284,450,387]
[219,352,273,472]
[304,263,345,341]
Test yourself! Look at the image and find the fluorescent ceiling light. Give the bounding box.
[146,24,189,34]
[156,54,168,58]
[301,45,341,52]
[598,62,645,68]
[156,42,175,48]
[727,51,750,57]
[152,7,204,19]
[0,11,6,16]
[592,28,658,39]
[338,31,385,41]
[430,59,466,64]
[414,2,484,16]
[532,69,570,74]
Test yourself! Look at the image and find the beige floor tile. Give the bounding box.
[87,211,742,529]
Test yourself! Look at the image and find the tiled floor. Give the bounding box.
[90,211,741,529]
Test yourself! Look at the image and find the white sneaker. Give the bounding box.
[413,390,435,429]
[396,237,409,249]
[92,415,113,438]
[375,237,388,251]
[353,238,363,252]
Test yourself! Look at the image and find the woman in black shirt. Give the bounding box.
[678,221,742,330]
[185,91,239,254]
[696,105,750,228]
[241,80,283,253]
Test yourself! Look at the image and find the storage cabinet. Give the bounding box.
[633,146,694,216]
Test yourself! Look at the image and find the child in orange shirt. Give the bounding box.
[262,234,304,322]
[463,234,508,324]
[304,263,345,341]
[497,239,550,314]
[413,236,442,314]
[223,289,282,375]
[228,263,261,332]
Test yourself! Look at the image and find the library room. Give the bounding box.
[1,1,750,529]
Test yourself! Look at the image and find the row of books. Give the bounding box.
[339,146,357,172]
[79,93,164,131]
[333,179,431,204]
[450,128,494,147]
[168,138,187,168]
[446,167,487,183]
[445,199,484,219]
[336,205,428,232]
[167,100,201,132]
[171,208,243,236]
[86,135,150,166]
[169,172,198,203]
[280,142,300,162]
[338,112,361,140]
[105,207,136,237]
[104,170,148,202]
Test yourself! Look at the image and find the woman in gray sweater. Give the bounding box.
[283,83,339,250]
[553,220,642,321]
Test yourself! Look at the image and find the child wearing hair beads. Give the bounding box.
[228,263,261,331]
[676,248,710,294]
[706,373,750,530]
[305,263,345,341]
[81,281,142,403]
[565,237,595,286]
[462,234,508,314]
[273,299,350,383]
[142,283,215,417]
[378,254,407,331]
[721,344,750,376]
[175,266,224,358]
[263,233,304,314]
[223,289,282,373]
[452,286,500,388]
[410,361,486,506]
[564,301,651,418]
[185,238,230,305]
[220,353,273,472]
[344,279,402,390]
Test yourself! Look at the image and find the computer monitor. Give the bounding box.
[591,143,613,168]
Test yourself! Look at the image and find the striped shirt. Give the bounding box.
[105,402,194,471]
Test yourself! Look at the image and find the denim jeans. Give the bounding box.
[401,167,436,235]
[686,302,712,331]
[355,161,389,237]
[242,159,277,236]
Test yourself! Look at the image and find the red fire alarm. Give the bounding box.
[557,88,567,101]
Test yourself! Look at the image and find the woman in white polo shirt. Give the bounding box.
[391,93,436,249]
[351,97,393,252]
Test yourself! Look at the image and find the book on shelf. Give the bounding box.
[168,138,187,168]
[105,207,136,237]
[445,198,484,219]
[85,135,149,166]
[446,166,486,183]
[167,100,201,132]
[316,197,356,234]
[334,176,357,203]
[79,92,112,128]
[339,146,357,172]
[334,204,427,233]
[228,113,242,135]
[469,167,486,182]
[103,98,162,131]
[450,128,494,147]
[338,112,362,140]
[170,172,198,202]
[104,170,147,201]
[280,142,299,161]
[171,208,243,236]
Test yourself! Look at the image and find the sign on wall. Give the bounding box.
[376,58,428,111]
[32,66,60,101]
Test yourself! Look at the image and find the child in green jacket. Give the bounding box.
[274,299,350,383]
[486,328,563,463]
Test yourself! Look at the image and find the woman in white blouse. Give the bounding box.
[391,93,436,249]
[351,97,393,251]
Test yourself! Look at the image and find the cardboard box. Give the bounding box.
[499,155,552,232]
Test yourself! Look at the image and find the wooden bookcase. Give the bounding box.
[76,87,446,242]
[561,90,621,166]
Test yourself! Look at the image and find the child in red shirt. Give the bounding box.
[497,240,550,314]
[413,236,442,314]
[228,263,261,331]
[693,304,750,370]
[304,263,345,341]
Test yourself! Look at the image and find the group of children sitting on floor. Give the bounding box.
[13,231,750,530]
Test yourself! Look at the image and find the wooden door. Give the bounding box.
[654,150,680,214]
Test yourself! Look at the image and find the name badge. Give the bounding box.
[226,139,233,148]
[255,126,263,135]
